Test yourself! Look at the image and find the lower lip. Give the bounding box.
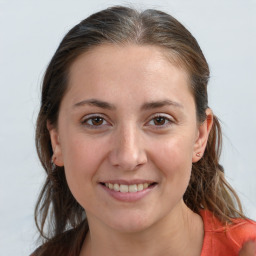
[100,184,156,202]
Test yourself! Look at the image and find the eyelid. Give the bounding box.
[81,113,111,128]
[80,113,175,129]
[146,113,175,127]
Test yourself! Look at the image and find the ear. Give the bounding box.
[192,108,213,163]
[47,120,64,167]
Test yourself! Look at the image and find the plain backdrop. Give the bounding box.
[0,0,255,255]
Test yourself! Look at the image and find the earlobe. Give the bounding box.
[47,121,64,167]
[192,109,213,163]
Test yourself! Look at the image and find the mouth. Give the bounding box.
[99,182,157,193]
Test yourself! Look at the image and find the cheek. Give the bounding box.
[60,134,108,204]
[60,127,108,172]
[150,134,194,193]
[150,134,194,171]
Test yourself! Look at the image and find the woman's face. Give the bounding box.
[49,44,211,233]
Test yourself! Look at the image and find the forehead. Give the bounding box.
[65,44,193,108]
[69,44,177,77]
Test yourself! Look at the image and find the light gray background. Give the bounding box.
[0,0,255,255]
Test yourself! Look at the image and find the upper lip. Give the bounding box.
[99,179,157,185]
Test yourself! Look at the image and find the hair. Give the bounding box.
[34,5,245,256]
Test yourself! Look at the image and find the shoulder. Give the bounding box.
[228,218,256,245]
[200,210,256,256]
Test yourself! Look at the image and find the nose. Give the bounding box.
[108,124,147,171]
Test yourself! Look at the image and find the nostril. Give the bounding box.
[108,134,147,170]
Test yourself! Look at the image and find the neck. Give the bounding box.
[80,202,204,256]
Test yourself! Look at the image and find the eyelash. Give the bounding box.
[146,114,173,128]
[81,115,110,129]
[81,114,174,129]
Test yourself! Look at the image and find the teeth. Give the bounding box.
[129,184,137,193]
[113,184,119,191]
[104,183,152,193]
[120,184,128,193]
[137,184,144,191]
[143,183,149,189]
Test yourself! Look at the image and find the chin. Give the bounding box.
[112,221,151,234]
[103,210,157,234]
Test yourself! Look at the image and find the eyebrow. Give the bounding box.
[141,99,184,110]
[73,99,116,110]
[73,98,183,111]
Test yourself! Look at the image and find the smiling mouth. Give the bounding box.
[100,182,157,193]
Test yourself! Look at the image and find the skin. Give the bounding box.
[239,240,256,256]
[48,44,213,256]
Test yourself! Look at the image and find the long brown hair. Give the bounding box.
[34,5,245,255]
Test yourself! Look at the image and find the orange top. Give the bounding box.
[200,210,256,255]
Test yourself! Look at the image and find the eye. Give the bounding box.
[147,114,173,127]
[152,116,167,126]
[81,115,109,128]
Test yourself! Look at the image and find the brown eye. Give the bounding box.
[153,116,167,126]
[82,115,108,128]
[91,117,104,126]
[147,114,173,128]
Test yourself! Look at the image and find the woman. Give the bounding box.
[32,6,256,256]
